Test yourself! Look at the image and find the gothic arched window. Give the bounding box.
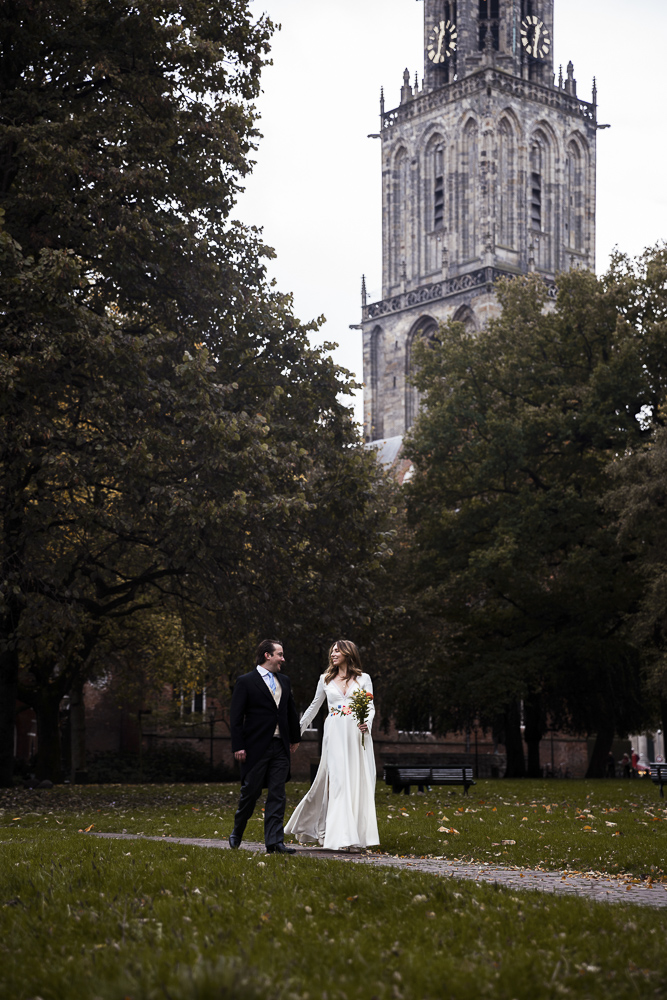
[565,139,584,253]
[424,134,446,273]
[497,118,517,249]
[461,119,478,261]
[392,148,409,287]
[478,0,500,50]
[433,143,445,231]
[369,326,384,440]
[405,316,438,431]
[529,139,543,232]
[452,305,478,333]
[528,129,552,271]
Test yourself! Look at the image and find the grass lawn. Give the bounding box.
[2,780,667,999]
[3,778,666,878]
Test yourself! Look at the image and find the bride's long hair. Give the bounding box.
[324,640,363,684]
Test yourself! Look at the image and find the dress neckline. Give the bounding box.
[330,677,360,699]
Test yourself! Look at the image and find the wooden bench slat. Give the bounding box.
[649,763,667,798]
[383,762,476,796]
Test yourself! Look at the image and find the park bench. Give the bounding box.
[384,764,476,797]
[649,763,667,798]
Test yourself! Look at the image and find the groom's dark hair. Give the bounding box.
[255,638,283,665]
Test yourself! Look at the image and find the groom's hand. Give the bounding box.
[234,750,246,762]
[290,743,299,753]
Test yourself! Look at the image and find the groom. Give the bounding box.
[229,639,301,854]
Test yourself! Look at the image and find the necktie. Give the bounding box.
[267,672,276,695]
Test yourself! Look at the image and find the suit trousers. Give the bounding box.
[233,737,290,847]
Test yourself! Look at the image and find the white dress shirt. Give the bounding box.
[257,665,281,736]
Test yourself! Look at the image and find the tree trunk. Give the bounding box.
[585,721,615,778]
[0,647,19,787]
[70,677,87,782]
[524,695,544,778]
[34,691,64,783]
[503,700,526,778]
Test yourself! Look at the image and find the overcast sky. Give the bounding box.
[237,0,667,427]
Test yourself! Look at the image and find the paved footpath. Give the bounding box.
[88,832,667,909]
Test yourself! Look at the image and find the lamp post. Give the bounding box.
[208,710,216,777]
[137,709,152,784]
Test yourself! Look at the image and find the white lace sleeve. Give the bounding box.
[299,675,327,735]
[363,674,375,732]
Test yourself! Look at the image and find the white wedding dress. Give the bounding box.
[285,673,379,850]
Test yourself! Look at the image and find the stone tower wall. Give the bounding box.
[362,0,597,443]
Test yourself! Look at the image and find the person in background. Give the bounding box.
[606,750,616,778]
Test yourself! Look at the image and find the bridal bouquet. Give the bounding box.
[332,688,374,749]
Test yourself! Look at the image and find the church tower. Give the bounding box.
[361,0,598,444]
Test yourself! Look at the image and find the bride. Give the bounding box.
[285,640,379,852]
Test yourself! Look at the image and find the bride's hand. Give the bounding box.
[358,723,368,733]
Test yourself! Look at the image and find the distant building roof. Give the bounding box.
[366,435,403,466]
[366,435,415,485]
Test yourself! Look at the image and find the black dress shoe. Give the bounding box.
[228,832,242,849]
[266,842,296,855]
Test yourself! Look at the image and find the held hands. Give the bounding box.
[235,744,300,759]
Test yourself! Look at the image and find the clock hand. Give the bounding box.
[435,23,445,62]
[533,23,541,57]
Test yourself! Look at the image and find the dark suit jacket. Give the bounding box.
[230,669,301,780]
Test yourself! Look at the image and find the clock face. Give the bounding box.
[427,20,457,64]
[520,15,551,59]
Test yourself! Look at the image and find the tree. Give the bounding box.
[602,249,667,746]
[0,2,393,784]
[0,0,274,326]
[401,263,663,776]
[609,427,667,740]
